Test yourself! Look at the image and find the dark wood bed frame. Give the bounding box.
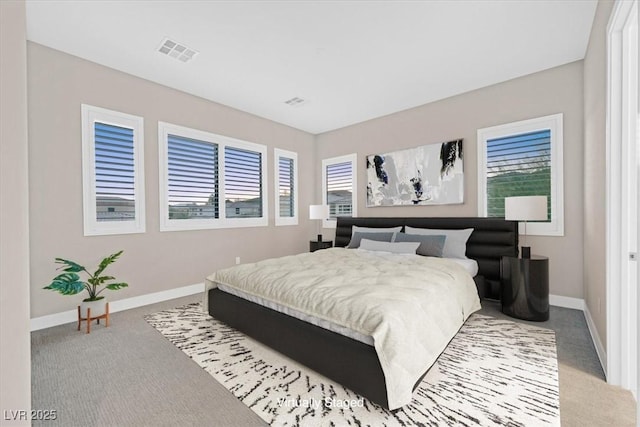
[208,216,518,409]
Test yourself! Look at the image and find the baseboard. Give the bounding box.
[549,294,585,310]
[583,304,608,378]
[31,285,609,376]
[30,282,204,331]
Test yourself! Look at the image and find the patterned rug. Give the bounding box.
[145,303,560,426]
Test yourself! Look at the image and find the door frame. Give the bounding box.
[606,0,638,399]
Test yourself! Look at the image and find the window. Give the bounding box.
[81,104,145,236]
[274,148,298,226]
[158,122,267,231]
[225,146,263,219]
[166,132,218,222]
[477,114,564,236]
[322,153,357,228]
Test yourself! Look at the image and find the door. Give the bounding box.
[606,0,638,400]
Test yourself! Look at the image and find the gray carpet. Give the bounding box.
[31,296,636,426]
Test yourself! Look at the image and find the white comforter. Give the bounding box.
[205,247,480,410]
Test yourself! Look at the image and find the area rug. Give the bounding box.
[145,303,560,426]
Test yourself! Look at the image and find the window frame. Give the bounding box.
[81,104,145,236]
[274,148,298,226]
[158,122,268,231]
[321,153,358,229]
[477,113,564,236]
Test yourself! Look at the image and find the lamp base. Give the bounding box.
[317,234,323,242]
[521,246,531,258]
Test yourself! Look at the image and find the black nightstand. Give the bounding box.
[310,240,333,252]
[500,255,549,321]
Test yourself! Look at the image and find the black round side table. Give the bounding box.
[500,255,549,321]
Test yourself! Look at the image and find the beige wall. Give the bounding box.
[0,0,32,423]
[316,61,585,299]
[28,43,316,318]
[23,3,615,323]
[583,0,615,348]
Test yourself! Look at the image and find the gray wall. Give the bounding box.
[27,43,316,318]
[0,0,32,423]
[316,61,585,299]
[583,0,615,348]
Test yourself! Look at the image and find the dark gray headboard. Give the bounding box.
[335,217,518,300]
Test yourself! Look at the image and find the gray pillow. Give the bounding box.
[350,226,401,243]
[359,239,420,254]
[351,225,402,235]
[347,231,395,249]
[404,226,474,259]
[394,233,446,257]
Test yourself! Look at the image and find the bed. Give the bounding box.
[206,217,518,410]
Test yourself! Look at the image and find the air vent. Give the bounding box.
[158,38,198,63]
[284,97,308,107]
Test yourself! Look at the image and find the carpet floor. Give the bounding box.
[145,303,560,426]
[31,295,636,426]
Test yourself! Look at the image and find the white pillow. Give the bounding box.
[404,226,474,259]
[359,239,420,254]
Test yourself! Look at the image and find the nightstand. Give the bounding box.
[310,240,333,252]
[500,255,549,321]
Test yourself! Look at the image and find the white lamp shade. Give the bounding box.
[309,204,329,220]
[505,196,548,221]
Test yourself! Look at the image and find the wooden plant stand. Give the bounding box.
[77,302,110,334]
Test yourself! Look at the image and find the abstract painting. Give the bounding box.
[366,139,464,206]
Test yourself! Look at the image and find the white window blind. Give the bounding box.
[94,122,136,222]
[486,130,551,219]
[274,148,298,226]
[224,146,263,219]
[279,157,294,217]
[326,161,353,218]
[167,134,218,220]
[82,104,145,236]
[322,153,357,228]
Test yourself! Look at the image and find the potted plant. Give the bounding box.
[43,250,128,318]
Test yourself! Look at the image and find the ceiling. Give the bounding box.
[25,1,597,135]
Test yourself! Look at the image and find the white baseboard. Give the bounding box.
[549,294,585,310]
[583,303,608,377]
[31,285,609,378]
[30,282,204,332]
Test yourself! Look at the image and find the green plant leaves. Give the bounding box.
[43,272,85,295]
[93,250,123,278]
[45,250,128,299]
[105,282,128,291]
[55,258,87,273]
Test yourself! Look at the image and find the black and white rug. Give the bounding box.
[145,303,560,426]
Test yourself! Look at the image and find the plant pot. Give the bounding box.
[80,298,107,318]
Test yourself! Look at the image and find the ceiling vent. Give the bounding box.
[284,97,308,107]
[158,38,198,63]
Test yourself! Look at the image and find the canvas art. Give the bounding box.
[366,139,464,206]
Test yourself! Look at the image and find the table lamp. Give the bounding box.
[309,204,329,242]
[505,196,547,258]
